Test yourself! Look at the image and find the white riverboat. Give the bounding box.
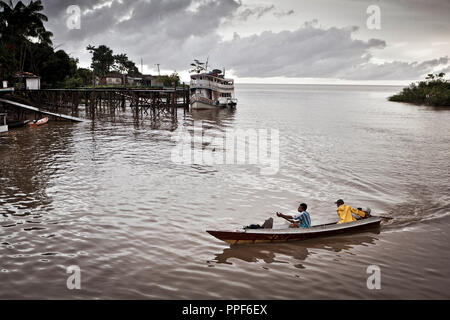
[0,113,8,133]
[189,61,237,110]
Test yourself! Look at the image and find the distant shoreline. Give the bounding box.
[234,83,404,87]
[388,74,450,107]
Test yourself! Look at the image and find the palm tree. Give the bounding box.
[0,0,53,72]
[189,59,206,74]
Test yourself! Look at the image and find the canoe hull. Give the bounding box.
[207,217,382,245]
[29,117,49,127]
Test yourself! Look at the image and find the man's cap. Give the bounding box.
[335,199,344,205]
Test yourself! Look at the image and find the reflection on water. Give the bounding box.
[190,108,236,123]
[0,125,76,217]
[213,232,379,268]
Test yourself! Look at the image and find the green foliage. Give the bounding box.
[77,68,94,86]
[389,73,450,107]
[189,59,207,74]
[0,0,86,88]
[0,0,162,89]
[39,50,77,88]
[87,45,141,77]
[64,76,83,88]
[87,45,115,76]
[63,67,95,88]
[113,53,139,75]
[0,0,52,75]
[154,72,181,87]
[0,42,15,81]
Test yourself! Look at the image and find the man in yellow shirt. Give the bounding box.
[335,199,367,224]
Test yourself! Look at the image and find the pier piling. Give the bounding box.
[0,87,190,122]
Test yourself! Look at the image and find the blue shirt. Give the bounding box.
[294,210,311,228]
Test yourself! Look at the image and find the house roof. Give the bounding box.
[140,74,154,80]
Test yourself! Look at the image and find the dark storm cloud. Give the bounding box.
[40,0,449,80]
[43,0,241,69]
[46,0,239,42]
[210,25,448,80]
[236,4,294,20]
[237,5,275,20]
[210,24,387,78]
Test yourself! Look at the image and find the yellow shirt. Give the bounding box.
[336,204,366,224]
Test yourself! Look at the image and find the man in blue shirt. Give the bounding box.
[276,203,311,228]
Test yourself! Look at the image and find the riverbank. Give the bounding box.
[389,74,450,107]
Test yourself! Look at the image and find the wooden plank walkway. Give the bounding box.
[0,98,84,122]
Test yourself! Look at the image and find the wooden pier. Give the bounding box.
[0,87,190,122]
[0,98,84,122]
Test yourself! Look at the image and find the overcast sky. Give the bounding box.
[41,0,450,84]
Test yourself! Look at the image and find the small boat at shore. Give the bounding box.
[207,216,382,245]
[29,117,48,127]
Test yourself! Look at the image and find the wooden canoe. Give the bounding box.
[207,216,382,244]
[29,117,49,127]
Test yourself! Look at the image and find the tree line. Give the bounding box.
[0,0,180,89]
[389,73,450,107]
[0,0,85,88]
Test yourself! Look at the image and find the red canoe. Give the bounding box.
[29,117,49,127]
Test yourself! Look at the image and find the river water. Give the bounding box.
[1,84,449,299]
